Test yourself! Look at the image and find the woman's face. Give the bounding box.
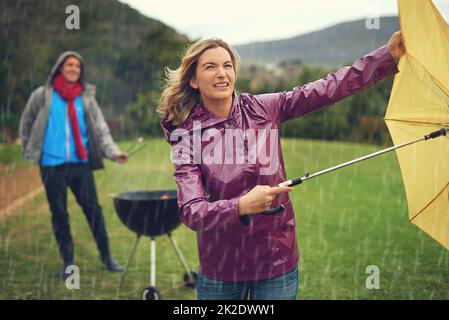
[190,46,236,106]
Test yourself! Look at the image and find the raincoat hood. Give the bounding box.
[161,104,230,144]
[46,51,94,95]
[161,93,258,144]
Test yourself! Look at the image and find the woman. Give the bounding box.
[159,32,404,300]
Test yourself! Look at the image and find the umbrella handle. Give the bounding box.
[239,204,285,226]
[262,204,285,216]
[261,177,303,215]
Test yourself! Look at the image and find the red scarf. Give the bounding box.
[53,74,88,160]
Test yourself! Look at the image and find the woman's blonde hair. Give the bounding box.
[157,38,239,126]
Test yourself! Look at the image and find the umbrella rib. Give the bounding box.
[406,52,449,101]
[383,118,448,127]
[409,181,449,223]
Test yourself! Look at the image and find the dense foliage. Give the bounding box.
[0,0,393,145]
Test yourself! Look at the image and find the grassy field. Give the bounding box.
[0,144,22,166]
[0,137,448,300]
[0,144,29,178]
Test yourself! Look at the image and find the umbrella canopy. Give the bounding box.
[385,0,449,250]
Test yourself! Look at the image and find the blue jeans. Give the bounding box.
[197,266,298,300]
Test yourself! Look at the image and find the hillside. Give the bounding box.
[235,16,400,67]
[0,0,188,140]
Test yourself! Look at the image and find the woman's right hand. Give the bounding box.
[238,185,293,216]
[387,31,405,59]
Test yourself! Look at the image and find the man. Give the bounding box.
[19,51,127,279]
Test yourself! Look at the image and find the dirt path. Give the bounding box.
[0,165,44,220]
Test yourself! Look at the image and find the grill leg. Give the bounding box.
[167,233,194,282]
[150,237,156,287]
[119,234,141,290]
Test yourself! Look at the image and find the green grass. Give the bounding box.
[0,138,448,300]
[0,144,22,165]
[0,144,30,178]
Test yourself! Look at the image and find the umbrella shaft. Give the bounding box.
[301,136,425,182]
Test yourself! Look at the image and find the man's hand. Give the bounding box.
[114,151,128,164]
[238,185,293,216]
[387,31,405,60]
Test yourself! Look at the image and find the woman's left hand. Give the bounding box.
[387,31,405,59]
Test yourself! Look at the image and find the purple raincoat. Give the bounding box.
[161,45,399,281]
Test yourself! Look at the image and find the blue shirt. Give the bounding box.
[41,91,89,166]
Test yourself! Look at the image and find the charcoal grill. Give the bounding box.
[112,190,197,300]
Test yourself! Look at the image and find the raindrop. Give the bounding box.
[91,276,97,295]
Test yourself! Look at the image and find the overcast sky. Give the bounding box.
[119,0,449,45]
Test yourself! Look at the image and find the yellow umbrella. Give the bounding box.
[268,0,449,251]
[385,0,449,250]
